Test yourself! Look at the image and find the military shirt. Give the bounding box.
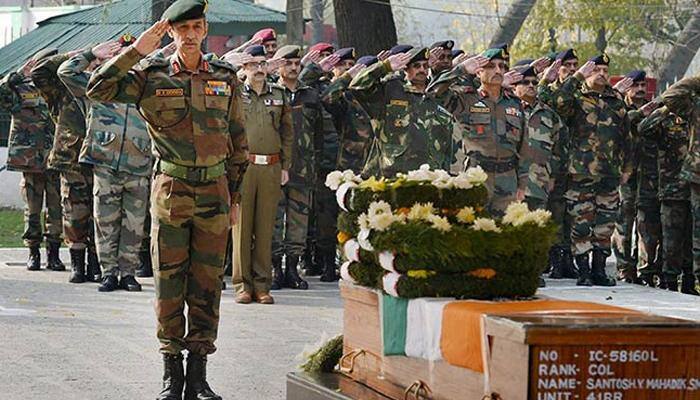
[31,53,88,171]
[625,100,658,202]
[58,50,152,177]
[349,60,455,177]
[240,82,293,170]
[86,47,246,192]
[0,70,54,172]
[550,73,631,178]
[661,76,700,185]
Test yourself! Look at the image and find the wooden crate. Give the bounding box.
[341,282,700,400]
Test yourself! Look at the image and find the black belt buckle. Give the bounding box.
[186,166,206,182]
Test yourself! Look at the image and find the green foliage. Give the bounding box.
[394,270,540,299]
[300,334,344,373]
[347,260,384,288]
[0,208,24,248]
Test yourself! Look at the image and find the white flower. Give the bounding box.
[406,164,436,181]
[325,171,344,190]
[342,169,359,183]
[471,218,502,233]
[432,177,453,189]
[451,173,474,189]
[369,213,397,231]
[502,202,530,226]
[465,166,488,185]
[367,201,392,218]
[427,214,452,232]
[456,206,476,224]
[357,213,370,231]
[407,203,435,221]
[518,209,551,227]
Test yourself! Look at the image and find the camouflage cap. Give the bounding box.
[430,40,454,50]
[389,44,413,55]
[274,45,301,60]
[253,28,277,43]
[333,47,356,62]
[589,53,610,66]
[161,0,207,23]
[482,47,509,62]
[31,47,58,62]
[556,48,578,62]
[357,55,378,66]
[625,69,646,82]
[407,47,429,65]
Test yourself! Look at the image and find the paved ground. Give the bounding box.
[2,248,700,400]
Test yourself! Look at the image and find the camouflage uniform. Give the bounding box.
[662,76,700,278]
[430,68,527,216]
[550,73,631,257]
[350,60,455,178]
[31,53,95,251]
[87,48,247,355]
[58,50,152,277]
[639,106,692,284]
[0,70,62,247]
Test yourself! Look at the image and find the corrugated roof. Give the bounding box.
[0,0,286,76]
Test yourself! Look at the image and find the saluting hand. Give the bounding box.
[301,49,320,67]
[92,41,121,60]
[376,49,391,62]
[222,52,253,67]
[541,59,561,83]
[460,55,489,75]
[452,52,468,67]
[577,61,597,79]
[613,77,634,94]
[20,58,37,76]
[347,63,366,79]
[502,70,523,89]
[134,20,169,56]
[640,101,660,116]
[530,57,551,74]
[387,53,412,71]
[319,54,341,72]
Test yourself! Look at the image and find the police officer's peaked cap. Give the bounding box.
[389,44,413,55]
[244,45,266,57]
[625,69,646,82]
[482,47,509,62]
[32,47,58,62]
[430,40,454,51]
[589,53,610,66]
[253,28,277,43]
[451,49,465,58]
[162,0,208,23]
[119,33,136,47]
[513,59,533,67]
[407,47,429,65]
[309,42,334,54]
[513,65,537,79]
[357,55,378,66]
[274,45,301,60]
[555,48,578,62]
[334,47,356,62]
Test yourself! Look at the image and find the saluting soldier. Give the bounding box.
[231,45,293,305]
[86,1,247,398]
[0,48,64,271]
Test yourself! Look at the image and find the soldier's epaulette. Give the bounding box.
[137,56,169,71]
[268,83,287,93]
[208,58,237,73]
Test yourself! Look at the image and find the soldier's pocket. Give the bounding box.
[152,173,175,220]
[505,115,523,145]
[204,95,230,129]
[142,96,188,128]
[468,113,491,139]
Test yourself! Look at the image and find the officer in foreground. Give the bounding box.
[87,0,247,398]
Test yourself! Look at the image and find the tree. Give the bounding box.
[656,7,700,91]
[488,0,537,48]
[333,0,398,55]
[286,0,304,45]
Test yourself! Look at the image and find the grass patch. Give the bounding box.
[0,207,24,247]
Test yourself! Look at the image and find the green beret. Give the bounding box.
[407,47,429,65]
[162,0,207,23]
[482,47,509,62]
[274,45,301,60]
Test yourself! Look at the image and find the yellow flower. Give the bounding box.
[390,177,406,189]
[428,214,452,232]
[337,231,351,245]
[407,270,437,279]
[358,176,387,192]
[407,202,435,221]
[503,202,530,226]
[456,207,476,224]
[471,218,501,233]
[468,268,497,279]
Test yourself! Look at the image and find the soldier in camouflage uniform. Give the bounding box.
[429,47,528,216]
[428,40,454,83]
[86,2,247,397]
[0,48,64,271]
[58,36,152,293]
[549,54,630,287]
[31,51,101,284]
[639,106,698,295]
[351,47,455,178]
[661,74,700,296]
[269,45,323,291]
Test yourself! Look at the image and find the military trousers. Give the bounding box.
[548,174,571,247]
[636,199,662,277]
[232,163,282,294]
[314,173,338,254]
[151,172,229,356]
[93,166,149,277]
[20,170,62,247]
[690,183,700,276]
[566,175,619,257]
[482,169,518,217]
[60,166,95,250]
[271,188,287,259]
[613,176,637,277]
[660,200,692,279]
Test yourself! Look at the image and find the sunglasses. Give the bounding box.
[518,79,538,86]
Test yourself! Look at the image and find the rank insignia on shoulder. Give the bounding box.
[505,107,522,117]
[205,80,231,96]
[264,99,284,106]
[389,99,409,107]
[156,88,185,97]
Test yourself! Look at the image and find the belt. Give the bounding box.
[470,155,517,174]
[248,153,281,165]
[157,159,225,182]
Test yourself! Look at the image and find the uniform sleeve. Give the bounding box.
[321,72,351,116]
[426,64,477,96]
[517,111,531,191]
[551,74,583,120]
[298,63,325,87]
[226,79,248,202]
[536,80,557,109]
[621,110,634,176]
[57,50,96,99]
[661,76,700,119]
[349,60,391,119]
[86,46,147,104]
[551,115,567,177]
[30,53,70,118]
[0,72,21,112]
[280,91,294,171]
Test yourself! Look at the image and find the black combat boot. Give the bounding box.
[663,274,679,292]
[319,250,339,282]
[640,274,656,288]
[270,256,285,290]
[98,274,119,292]
[548,246,565,279]
[284,255,309,290]
[136,249,153,278]
[27,245,41,271]
[86,246,102,282]
[591,250,616,287]
[304,248,323,276]
[46,241,65,271]
[561,248,579,279]
[681,274,700,296]
[68,248,86,283]
[184,353,222,400]
[575,253,593,286]
[119,275,143,292]
[157,353,185,400]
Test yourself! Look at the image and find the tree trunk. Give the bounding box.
[657,8,700,93]
[286,0,304,46]
[311,0,324,44]
[333,0,397,55]
[488,0,536,48]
